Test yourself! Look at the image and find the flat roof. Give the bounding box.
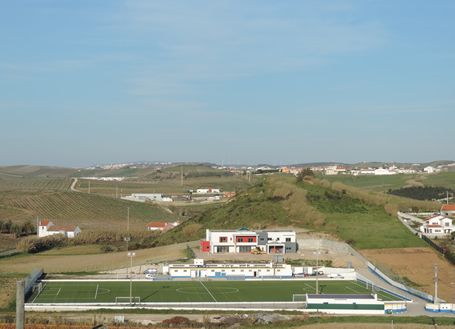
[307,294,375,299]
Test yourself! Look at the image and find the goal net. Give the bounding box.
[292,294,306,302]
[115,297,141,304]
[116,273,138,280]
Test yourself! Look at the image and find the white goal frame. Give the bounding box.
[115,297,141,304]
[116,273,138,280]
[292,294,306,302]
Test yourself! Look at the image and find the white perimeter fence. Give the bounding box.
[297,238,444,303]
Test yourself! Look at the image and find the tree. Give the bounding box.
[296,168,315,182]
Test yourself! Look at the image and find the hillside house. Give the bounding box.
[122,193,165,202]
[200,228,298,254]
[39,220,81,238]
[441,204,455,217]
[419,215,455,238]
[147,221,182,231]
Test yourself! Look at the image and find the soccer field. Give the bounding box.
[28,280,403,304]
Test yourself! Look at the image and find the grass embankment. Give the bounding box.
[153,175,429,250]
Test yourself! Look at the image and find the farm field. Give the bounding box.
[360,247,453,302]
[29,279,402,304]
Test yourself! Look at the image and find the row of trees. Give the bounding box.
[0,220,36,236]
[388,186,454,201]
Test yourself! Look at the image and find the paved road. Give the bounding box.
[0,248,17,256]
[398,212,425,224]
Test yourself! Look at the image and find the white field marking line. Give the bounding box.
[346,286,360,294]
[199,281,217,302]
[95,284,99,299]
[56,288,61,296]
[304,283,321,293]
[97,288,110,295]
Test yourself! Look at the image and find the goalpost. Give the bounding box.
[292,294,306,302]
[31,282,47,303]
[115,297,141,304]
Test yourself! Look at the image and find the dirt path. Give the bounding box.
[70,178,79,192]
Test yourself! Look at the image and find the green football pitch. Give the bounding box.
[28,280,404,304]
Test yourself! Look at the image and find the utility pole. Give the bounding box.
[434,264,439,304]
[124,237,130,275]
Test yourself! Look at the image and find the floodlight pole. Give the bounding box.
[314,250,322,295]
[128,252,136,306]
[434,264,439,304]
[124,237,130,275]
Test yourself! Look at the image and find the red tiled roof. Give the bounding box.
[47,225,78,232]
[425,215,440,222]
[40,220,51,226]
[442,205,455,211]
[427,225,442,228]
[162,223,175,231]
[147,222,167,228]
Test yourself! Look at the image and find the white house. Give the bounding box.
[424,166,439,174]
[200,228,297,254]
[419,215,455,238]
[374,168,397,176]
[38,220,81,238]
[441,204,455,217]
[147,221,182,231]
[195,189,220,194]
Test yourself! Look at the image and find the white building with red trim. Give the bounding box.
[38,220,81,238]
[200,228,297,254]
[419,215,455,238]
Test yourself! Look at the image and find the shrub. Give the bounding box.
[346,238,356,245]
[17,234,68,253]
[326,222,338,230]
[100,245,114,253]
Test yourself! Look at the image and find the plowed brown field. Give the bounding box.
[360,247,454,302]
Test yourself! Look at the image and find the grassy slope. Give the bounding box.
[301,183,427,249]
[154,175,426,250]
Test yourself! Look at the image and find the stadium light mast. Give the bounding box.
[434,264,439,304]
[314,250,323,295]
[128,252,136,306]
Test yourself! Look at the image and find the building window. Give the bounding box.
[220,237,227,243]
[446,223,449,226]
[175,270,178,272]
[286,247,291,250]
[239,246,251,253]
[276,237,280,241]
[248,238,254,242]
[241,270,244,272]
[216,246,229,253]
[286,238,291,242]
[238,238,244,243]
[260,238,265,241]
[184,270,187,272]
[268,238,272,241]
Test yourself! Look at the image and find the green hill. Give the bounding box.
[155,175,433,249]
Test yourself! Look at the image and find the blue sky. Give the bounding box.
[1,0,454,167]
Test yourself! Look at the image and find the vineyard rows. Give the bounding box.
[0,179,73,190]
[3,190,177,224]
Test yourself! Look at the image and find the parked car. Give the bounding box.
[145,273,154,279]
[311,270,324,276]
[144,269,157,274]
[327,273,344,279]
